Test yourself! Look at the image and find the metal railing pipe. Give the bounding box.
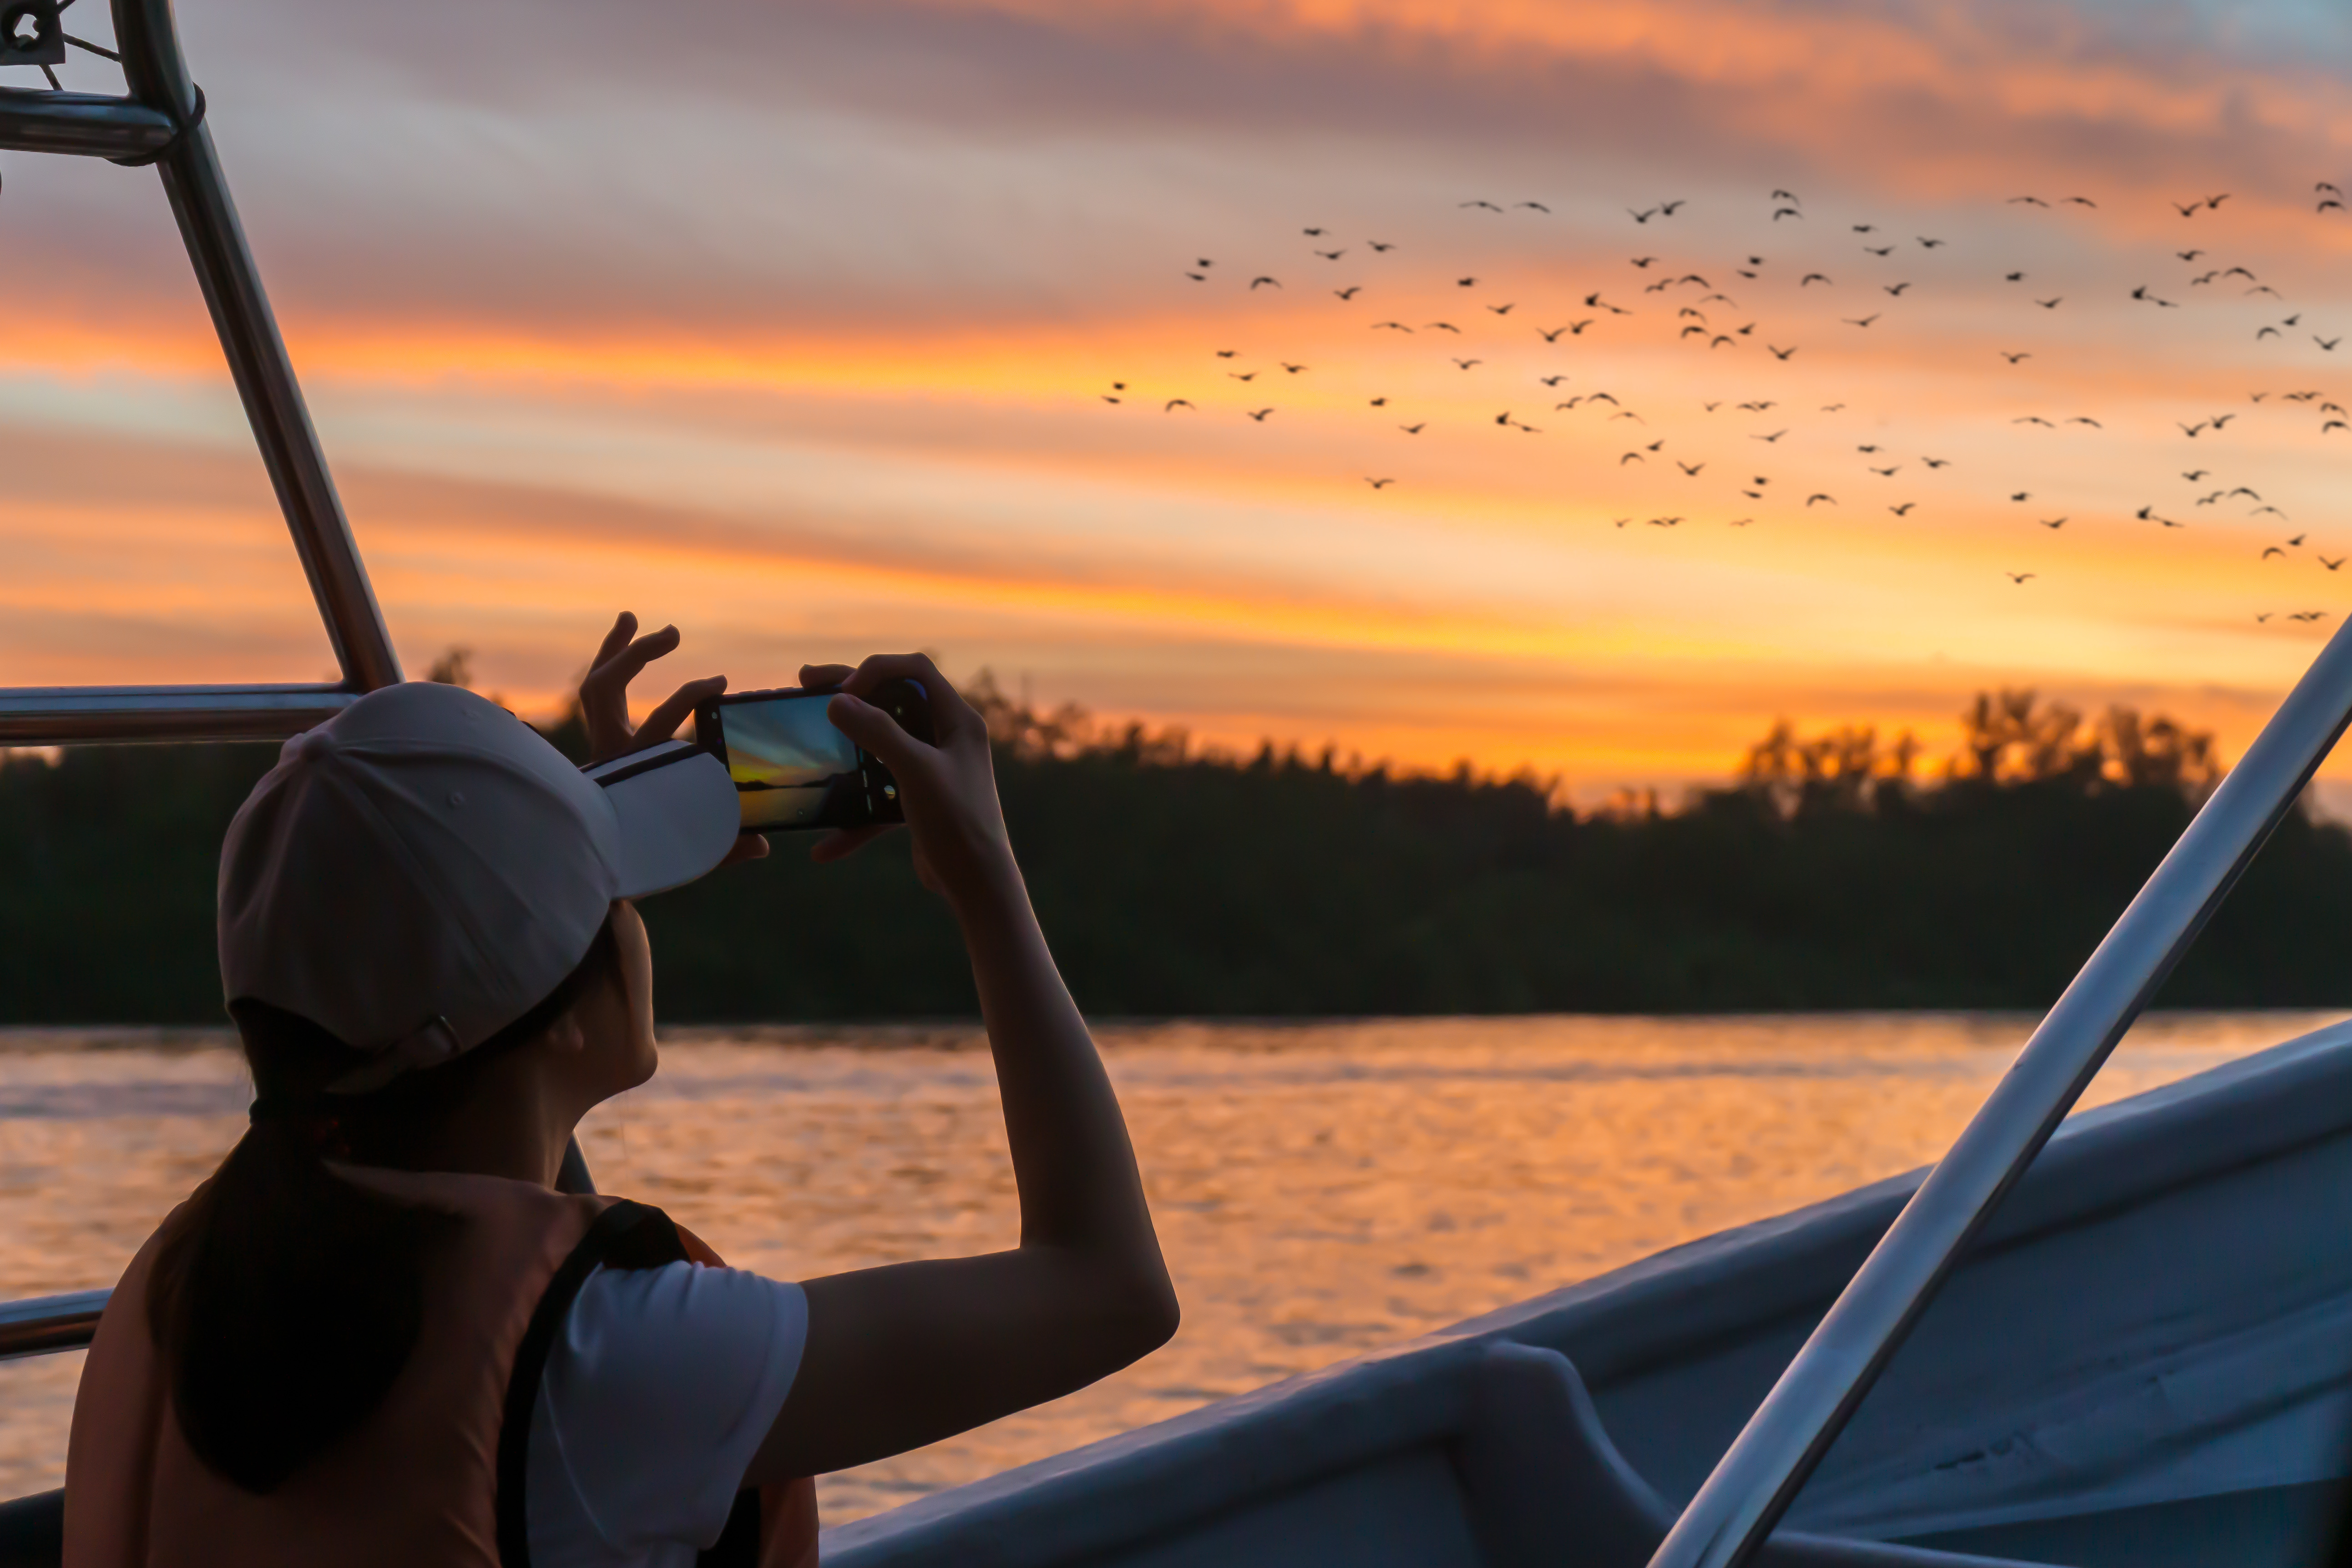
[1647,613,2352,1568]
[0,1291,107,1361]
[110,0,403,694]
[0,685,359,745]
[0,87,174,157]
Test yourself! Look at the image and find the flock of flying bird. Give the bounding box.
[1100,181,2352,627]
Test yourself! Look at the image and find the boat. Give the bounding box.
[5,5,2352,1565]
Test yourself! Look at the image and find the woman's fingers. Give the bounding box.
[590,612,638,673]
[799,663,856,690]
[843,653,974,743]
[718,832,772,870]
[631,675,727,752]
[579,619,682,760]
[809,823,898,864]
[826,692,928,774]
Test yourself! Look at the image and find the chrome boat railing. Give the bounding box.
[0,1295,107,1362]
[1647,614,2352,1568]
[0,0,408,1386]
[0,0,401,748]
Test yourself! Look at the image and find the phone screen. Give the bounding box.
[710,694,865,830]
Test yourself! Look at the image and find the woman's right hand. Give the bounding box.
[801,654,1016,909]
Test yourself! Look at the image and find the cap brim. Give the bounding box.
[582,740,742,898]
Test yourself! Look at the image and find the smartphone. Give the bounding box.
[694,679,932,833]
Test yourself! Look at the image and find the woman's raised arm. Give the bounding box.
[743,654,1178,1484]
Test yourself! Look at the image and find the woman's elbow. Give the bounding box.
[1103,1262,1181,1363]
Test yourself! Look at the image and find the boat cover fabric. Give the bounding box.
[61,1168,814,1568]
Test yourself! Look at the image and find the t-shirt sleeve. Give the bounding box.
[528,1259,809,1561]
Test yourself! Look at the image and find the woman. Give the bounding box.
[64,615,1178,1568]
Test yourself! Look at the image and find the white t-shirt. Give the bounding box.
[525,1260,809,1567]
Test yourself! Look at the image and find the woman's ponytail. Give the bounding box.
[148,916,621,1493]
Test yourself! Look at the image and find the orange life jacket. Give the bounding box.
[63,1167,817,1568]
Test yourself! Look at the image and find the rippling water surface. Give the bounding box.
[0,1012,2328,1523]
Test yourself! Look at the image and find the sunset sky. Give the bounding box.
[5,0,2352,797]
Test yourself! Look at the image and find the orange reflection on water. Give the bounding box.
[0,1012,2320,1520]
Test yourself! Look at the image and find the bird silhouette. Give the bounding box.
[1457,277,1478,288]
[1678,460,1705,475]
[1807,493,1836,505]
[1885,282,1913,296]
[2290,611,2327,622]
[1453,358,1483,369]
[1250,277,1280,289]
[1844,314,1881,327]
[1165,399,1194,411]
[1334,287,1361,300]
[2040,517,2067,529]
[1368,241,1396,252]
[2001,351,2032,364]
[1280,362,1308,374]
[1753,430,1789,442]
[2263,546,2286,559]
[1801,273,1831,286]
[1768,345,1797,360]
[1461,200,1503,212]
[1399,423,1425,434]
[1246,408,1274,421]
[1365,477,1395,489]
[2006,572,2035,583]
[1517,201,1553,213]
[1890,502,1917,516]
[2034,298,2063,309]
[2326,557,2347,571]
[1315,248,1346,261]
[1922,457,1953,468]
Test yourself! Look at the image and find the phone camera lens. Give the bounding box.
[883,784,898,799]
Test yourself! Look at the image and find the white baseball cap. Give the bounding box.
[218,681,738,1089]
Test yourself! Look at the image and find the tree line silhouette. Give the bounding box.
[1,679,2345,1023]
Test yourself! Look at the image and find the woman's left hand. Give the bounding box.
[580,611,769,868]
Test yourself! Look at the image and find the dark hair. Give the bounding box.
[147,917,623,1494]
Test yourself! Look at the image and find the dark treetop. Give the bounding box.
[2,682,2345,1022]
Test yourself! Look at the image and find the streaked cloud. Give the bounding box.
[3,0,2348,788]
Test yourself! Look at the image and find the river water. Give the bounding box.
[0,1011,2329,1524]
